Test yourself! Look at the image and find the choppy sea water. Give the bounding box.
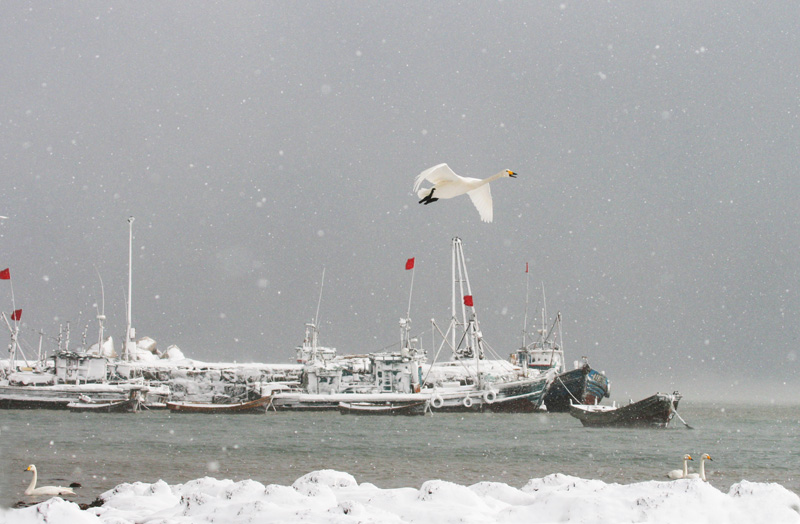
[1,402,798,508]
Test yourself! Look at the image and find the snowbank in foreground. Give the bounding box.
[3,470,800,524]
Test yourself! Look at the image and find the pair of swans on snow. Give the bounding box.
[23,464,76,496]
[667,454,713,481]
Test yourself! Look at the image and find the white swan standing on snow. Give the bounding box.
[667,454,693,479]
[413,163,517,223]
[24,464,75,496]
[687,453,712,481]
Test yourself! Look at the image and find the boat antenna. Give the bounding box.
[125,216,134,361]
[522,262,530,349]
[94,265,106,357]
[541,283,548,335]
[314,267,325,328]
[37,330,44,364]
[558,311,564,354]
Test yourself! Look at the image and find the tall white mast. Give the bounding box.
[451,238,457,352]
[125,216,135,360]
[95,266,106,358]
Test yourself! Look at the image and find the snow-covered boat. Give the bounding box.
[67,392,142,413]
[512,279,610,413]
[568,392,682,428]
[271,265,433,411]
[414,238,551,413]
[338,399,428,416]
[166,395,272,414]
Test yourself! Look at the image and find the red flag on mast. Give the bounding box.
[10,309,21,321]
[0,268,9,280]
[463,295,474,307]
[405,257,415,270]
[525,262,528,273]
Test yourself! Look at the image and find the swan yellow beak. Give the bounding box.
[507,170,517,178]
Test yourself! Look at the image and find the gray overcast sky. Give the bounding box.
[1,2,798,402]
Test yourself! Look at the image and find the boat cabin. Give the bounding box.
[295,323,337,364]
[54,351,108,383]
[371,351,423,394]
[515,342,565,374]
[302,362,343,394]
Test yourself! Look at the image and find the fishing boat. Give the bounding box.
[338,399,428,416]
[568,392,682,428]
[166,395,272,414]
[512,279,610,413]
[422,238,551,412]
[0,383,129,409]
[543,359,610,413]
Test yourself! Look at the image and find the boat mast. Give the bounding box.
[451,238,457,353]
[311,267,325,360]
[2,312,19,374]
[452,237,482,382]
[37,330,43,363]
[125,216,134,361]
[402,258,415,352]
[95,266,106,358]
[522,263,530,349]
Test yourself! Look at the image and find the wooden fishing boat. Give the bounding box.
[166,395,271,414]
[338,399,428,416]
[569,392,682,428]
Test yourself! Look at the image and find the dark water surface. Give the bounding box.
[2,402,798,508]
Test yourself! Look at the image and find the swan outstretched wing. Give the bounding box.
[413,163,460,192]
[467,184,493,223]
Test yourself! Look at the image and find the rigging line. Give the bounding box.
[479,340,515,371]
[314,267,325,328]
[421,319,452,386]
[556,374,582,404]
[669,402,694,429]
[374,320,433,353]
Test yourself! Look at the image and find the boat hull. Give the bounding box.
[272,377,549,413]
[484,376,549,413]
[544,365,610,413]
[569,393,681,428]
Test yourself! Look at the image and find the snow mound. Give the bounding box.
[2,471,799,524]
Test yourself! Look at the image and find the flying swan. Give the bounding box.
[24,464,76,496]
[687,453,712,481]
[667,454,693,479]
[413,163,517,223]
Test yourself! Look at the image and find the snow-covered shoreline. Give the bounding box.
[4,470,800,524]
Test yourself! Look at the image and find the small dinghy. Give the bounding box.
[67,392,141,413]
[166,395,271,414]
[338,400,428,416]
[569,392,683,428]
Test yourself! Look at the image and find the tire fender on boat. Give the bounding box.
[462,396,473,408]
[431,395,444,409]
[483,389,497,404]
